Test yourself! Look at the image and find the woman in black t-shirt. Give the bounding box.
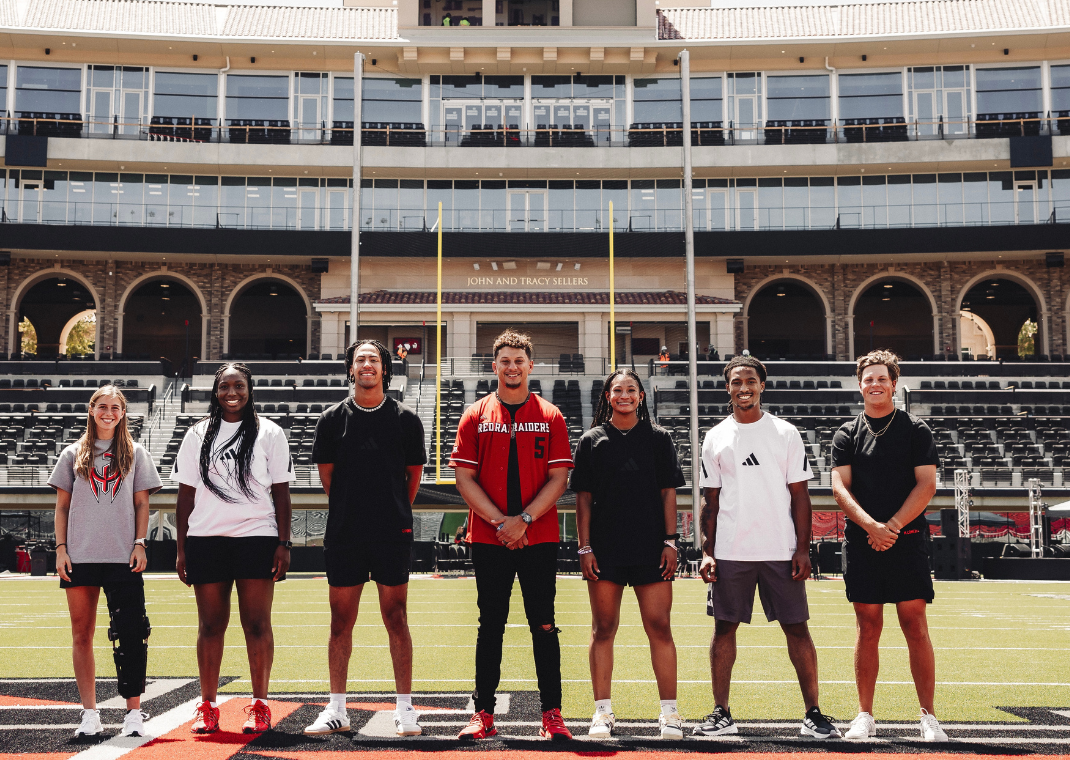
[570,369,686,739]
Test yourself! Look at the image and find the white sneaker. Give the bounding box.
[120,709,150,737]
[920,709,949,742]
[844,712,876,740]
[588,711,614,738]
[394,707,422,736]
[659,711,684,739]
[75,708,103,737]
[303,706,351,735]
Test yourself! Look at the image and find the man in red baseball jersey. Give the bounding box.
[450,330,573,741]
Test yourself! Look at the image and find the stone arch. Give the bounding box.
[741,274,832,358]
[955,269,1050,358]
[7,268,103,358]
[58,309,97,355]
[116,271,209,360]
[223,273,313,357]
[847,271,940,359]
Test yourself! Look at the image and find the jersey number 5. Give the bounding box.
[534,436,546,459]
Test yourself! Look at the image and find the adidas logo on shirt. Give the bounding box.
[359,438,379,452]
[620,458,641,473]
[741,453,761,466]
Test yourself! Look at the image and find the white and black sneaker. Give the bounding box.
[394,706,422,736]
[800,707,841,739]
[74,708,103,738]
[303,706,351,735]
[588,711,614,738]
[120,709,150,737]
[692,705,737,736]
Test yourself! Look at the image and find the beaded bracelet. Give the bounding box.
[577,545,593,555]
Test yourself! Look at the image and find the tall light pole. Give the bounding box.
[681,49,701,549]
[350,51,365,345]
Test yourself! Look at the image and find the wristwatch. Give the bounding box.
[279,540,293,549]
[133,538,146,547]
[519,511,533,526]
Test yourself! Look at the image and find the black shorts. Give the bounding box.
[60,562,144,589]
[184,535,280,585]
[844,536,934,605]
[325,541,411,587]
[594,563,671,587]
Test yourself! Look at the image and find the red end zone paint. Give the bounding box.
[0,755,77,760]
[125,699,301,760]
[0,695,79,706]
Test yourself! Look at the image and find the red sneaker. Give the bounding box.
[242,701,272,733]
[458,710,496,740]
[191,701,220,734]
[540,708,572,740]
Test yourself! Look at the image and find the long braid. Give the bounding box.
[198,362,260,503]
[591,369,652,428]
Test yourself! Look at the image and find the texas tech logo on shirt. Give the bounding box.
[88,451,124,502]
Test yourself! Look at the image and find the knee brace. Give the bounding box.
[105,584,150,699]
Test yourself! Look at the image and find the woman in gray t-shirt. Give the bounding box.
[48,386,162,740]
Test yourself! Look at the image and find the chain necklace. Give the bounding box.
[863,407,897,438]
[353,396,387,413]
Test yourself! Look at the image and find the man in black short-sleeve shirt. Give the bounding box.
[831,350,947,743]
[304,340,427,738]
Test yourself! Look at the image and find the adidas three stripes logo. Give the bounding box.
[741,453,761,466]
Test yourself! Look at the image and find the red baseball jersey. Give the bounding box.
[449,392,574,546]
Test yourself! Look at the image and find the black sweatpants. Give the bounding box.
[470,541,560,714]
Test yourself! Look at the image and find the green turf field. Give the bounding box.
[2,576,1068,724]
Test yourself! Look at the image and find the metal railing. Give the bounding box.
[139,380,177,452]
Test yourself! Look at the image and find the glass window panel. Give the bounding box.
[91,65,114,89]
[426,180,452,230]
[838,71,903,119]
[15,66,82,113]
[454,180,479,230]
[0,65,7,112]
[193,176,219,228]
[362,77,421,100]
[942,66,967,89]
[633,78,683,123]
[766,75,830,121]
[573,75,614,99]
[441,75,482,99]
[575,180,600,231]
[63,171,89,224]
[912,174,937,227]
[484,76,524,98]
[975,67,1042,113]
[372,178,398,230]
[531,75,572,98]
[988,171,1015,224]
[245,177,271,228]
[271,177,298,229]
[910,67,936,91]
[399,179,424,231]
[333,76,354,122]
[759,177,784,229]
[548,180,573,232]
[938,173,963,226]
[630,179,655,231]
[226,74,289,120]
[963,172,989,225]
[887,175,911,227]
[153,71,218,118]
[602,180,627,231]
[1052,169,1070,223]
[362,77,422,123]
[480,180,506,230]
[144,174,166,226]
[809,177,834,228]
[122,67,146,90]
[93,172,119,225]
[41,171,68,224]
[168,175,193,226]
[656,179,681,231]
[862,175,887,228]
[785,177,811,229]
[220,176,245,228]
[1051,65,1070,111]
[115,173,143,226]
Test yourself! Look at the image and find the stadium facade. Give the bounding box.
[0,0,1066,371]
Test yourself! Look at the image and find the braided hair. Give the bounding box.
[591,368,653,429]
[343,339,393,391]
[723,354,767,411]
[199,362,259,503]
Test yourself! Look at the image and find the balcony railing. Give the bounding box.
[4,111,1068,146]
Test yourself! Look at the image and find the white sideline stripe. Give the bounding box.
[232,678,1070,687]
[0,724,126,730]
[68,696,232,760]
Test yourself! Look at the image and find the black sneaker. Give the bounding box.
[801,707,841,739]
[693,705,737,736]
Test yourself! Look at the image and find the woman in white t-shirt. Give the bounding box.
[49,385,162,739]
[173,363,294,736]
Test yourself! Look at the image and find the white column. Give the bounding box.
[714,313,734,357]
[449,311,473,356]
[582,312,605,366]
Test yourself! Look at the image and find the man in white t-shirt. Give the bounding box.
[693,355,839,740]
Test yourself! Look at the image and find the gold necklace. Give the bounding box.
[863,407,897,438]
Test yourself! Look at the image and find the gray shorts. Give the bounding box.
[706,560,809,625]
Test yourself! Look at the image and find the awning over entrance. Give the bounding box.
[315,290,739,307]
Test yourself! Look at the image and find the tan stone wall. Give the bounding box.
[733,258,1068,361]
[0,258,322,360]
